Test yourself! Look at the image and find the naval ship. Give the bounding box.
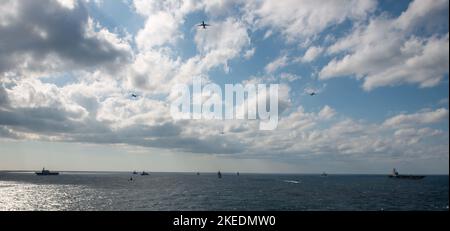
[35,168,59,176]
[388,168,425,180]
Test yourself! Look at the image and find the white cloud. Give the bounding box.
[320,0,449,91]
[394,127,442,145]
[243,47,256,59]
[191,17,251,74]
[135,11,181,50]
[194,18,250,55]
[244,0,376,42]
[201,0,240,16]
[298,46,324,63]
[383,108,449,128]
[2,75,448,160]
[0,0,448,166]
[265,55,288,73]
[395,0,449,31]
[0,1,19,27]
[128,50,180,93]
[56,0,77,9]
[279,73,301,82]
[132,0,199,18]
[318,105,336,120]
[0,0,132,76]
[303,84,326,95]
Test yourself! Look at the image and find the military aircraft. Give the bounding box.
[198,21,211,29]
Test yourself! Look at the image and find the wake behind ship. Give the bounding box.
[35,168,59,176]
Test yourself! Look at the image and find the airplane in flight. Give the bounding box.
[309,92,316,96]
[131,93,138,98]
[198,21,211,29]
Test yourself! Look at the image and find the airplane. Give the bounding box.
[131,93,138,98]
[309,92,316,96]
[198,21,211,29]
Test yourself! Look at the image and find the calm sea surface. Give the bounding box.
[0,172,448,211]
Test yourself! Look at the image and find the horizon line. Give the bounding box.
[0,169,448,176]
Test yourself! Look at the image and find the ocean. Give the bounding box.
[0,172,448,211]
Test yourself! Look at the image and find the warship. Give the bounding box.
[35,168,59,176]
[388,168,425,180]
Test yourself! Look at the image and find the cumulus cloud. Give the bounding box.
[265,55,289,73]
[127,50,180,92]
[394,127,442,145]
[135,11,181,50]
[1,74,448,159]
[395,0,449,31]
[243,47,256,59]
[0,85,9,107]
[231,106,448,160]
[318,105,336,120]
[320,0,449,90]
[298,46,324,63]
[243,0,376,42]
[194,17,250,66]
[0,0,132,76]
[128,13,251,93]
[0,0,448,165]
[383,108,449,128]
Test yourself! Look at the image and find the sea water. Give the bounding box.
[0,172,448,211]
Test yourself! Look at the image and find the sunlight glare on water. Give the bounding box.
[0,172,448,211]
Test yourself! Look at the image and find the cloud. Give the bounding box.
[0,74,248,155]
[127,50,180,92]
[194,17,250,57]
[244,0,376,42]
[298,46,324,63]
[320,0,449,90]
[175,17,250,82]
[243,47,256,59]
[265,55,289,73]
[56,0,77,9]
[383,108,449,128]
[135,11,181,50]
[128,16,251,94]
[248,106,447,159]
[394,127,442,145]
[0,85,9,107]
[318,105,336,120]
[0,126,20,139]
[0,0,132,76]
[303,84,326,96]
[1,75,448,160]
[395,0,449,31]
[279,73,301,82]
[438,98,449,106]
[0,0,448,165]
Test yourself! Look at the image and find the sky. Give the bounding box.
[0,0,448,174]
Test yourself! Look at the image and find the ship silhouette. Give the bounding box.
[388,168,425,180]
[35,168,59,176]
